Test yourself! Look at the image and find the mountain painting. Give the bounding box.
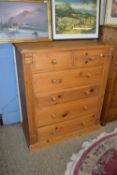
[0,1,49,42]
[55,0,98,35]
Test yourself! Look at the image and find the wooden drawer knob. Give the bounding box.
[50,126,62,135]
[62,112,69,118]
[84,88,94,95]
[51,79,57,83]
[51,59,57,64]
[51,96,57,101]
[83,106,88,111]
[86,73,92,78]
[51,79,62,84]
[81,122,86,126]
[84,90,90,95]
[85,57,95,64]
[88,57,95,61]
[51,95,62,101]
[100,53,104,57]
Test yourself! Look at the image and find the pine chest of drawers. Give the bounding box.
[15,40,113,151]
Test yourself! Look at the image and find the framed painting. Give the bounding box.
[105,0,117,26]
[52,0,100,40]
[0,0,51,43]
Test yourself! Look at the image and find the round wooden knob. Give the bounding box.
[100,53,104,57]
[81,122,86,126]
[51,59,57,64]
[51,96,57,101]
[51,79,62,84]
[62,112,69,118]
[86,73,92,78]
[84,90,90,95]
[51,79,57,83]
[83,106,88,111]
[88,57,95,61]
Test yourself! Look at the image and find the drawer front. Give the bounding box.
[34,85,100,108]
[32,51,73,72]
[73,48,106,67]
[32,66,102,93]
[35,97,98,127]
[37,113,98,142]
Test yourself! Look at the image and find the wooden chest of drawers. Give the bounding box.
[15,40,113,151]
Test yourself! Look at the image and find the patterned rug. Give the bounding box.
[65,129,117,175]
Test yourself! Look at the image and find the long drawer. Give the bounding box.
[32,66,102,93]
[34,84,100,108]
[35,97,98,127]
[37,113,98,142]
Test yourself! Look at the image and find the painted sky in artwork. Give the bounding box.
[0,2,45,17]
[55,0,96,10]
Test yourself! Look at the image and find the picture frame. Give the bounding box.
[100,0,106,25]
[105,0,117,26]
[52,0,100,40]
[0,0,51,43]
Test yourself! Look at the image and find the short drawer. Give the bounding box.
[34,84,100,108]
[35,97,98,127]
[37,113,98,142]
[73,48,107,67]
[32,51,73,72]
[32,66,102,93]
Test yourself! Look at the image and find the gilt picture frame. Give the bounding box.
[105,0,117,26]
[52,0,100,40]
[0,0,51,43]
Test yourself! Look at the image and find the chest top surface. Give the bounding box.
[14,40,111,54]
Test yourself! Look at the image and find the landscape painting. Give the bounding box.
[52,0,100,39]
[0,1,51,43]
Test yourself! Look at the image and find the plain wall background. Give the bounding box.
[0,44,20,124]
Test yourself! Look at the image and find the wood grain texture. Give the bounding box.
[32,66,102,93]
[35,97,98,127]
[15,40,112,151]
[34,84,100,108]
